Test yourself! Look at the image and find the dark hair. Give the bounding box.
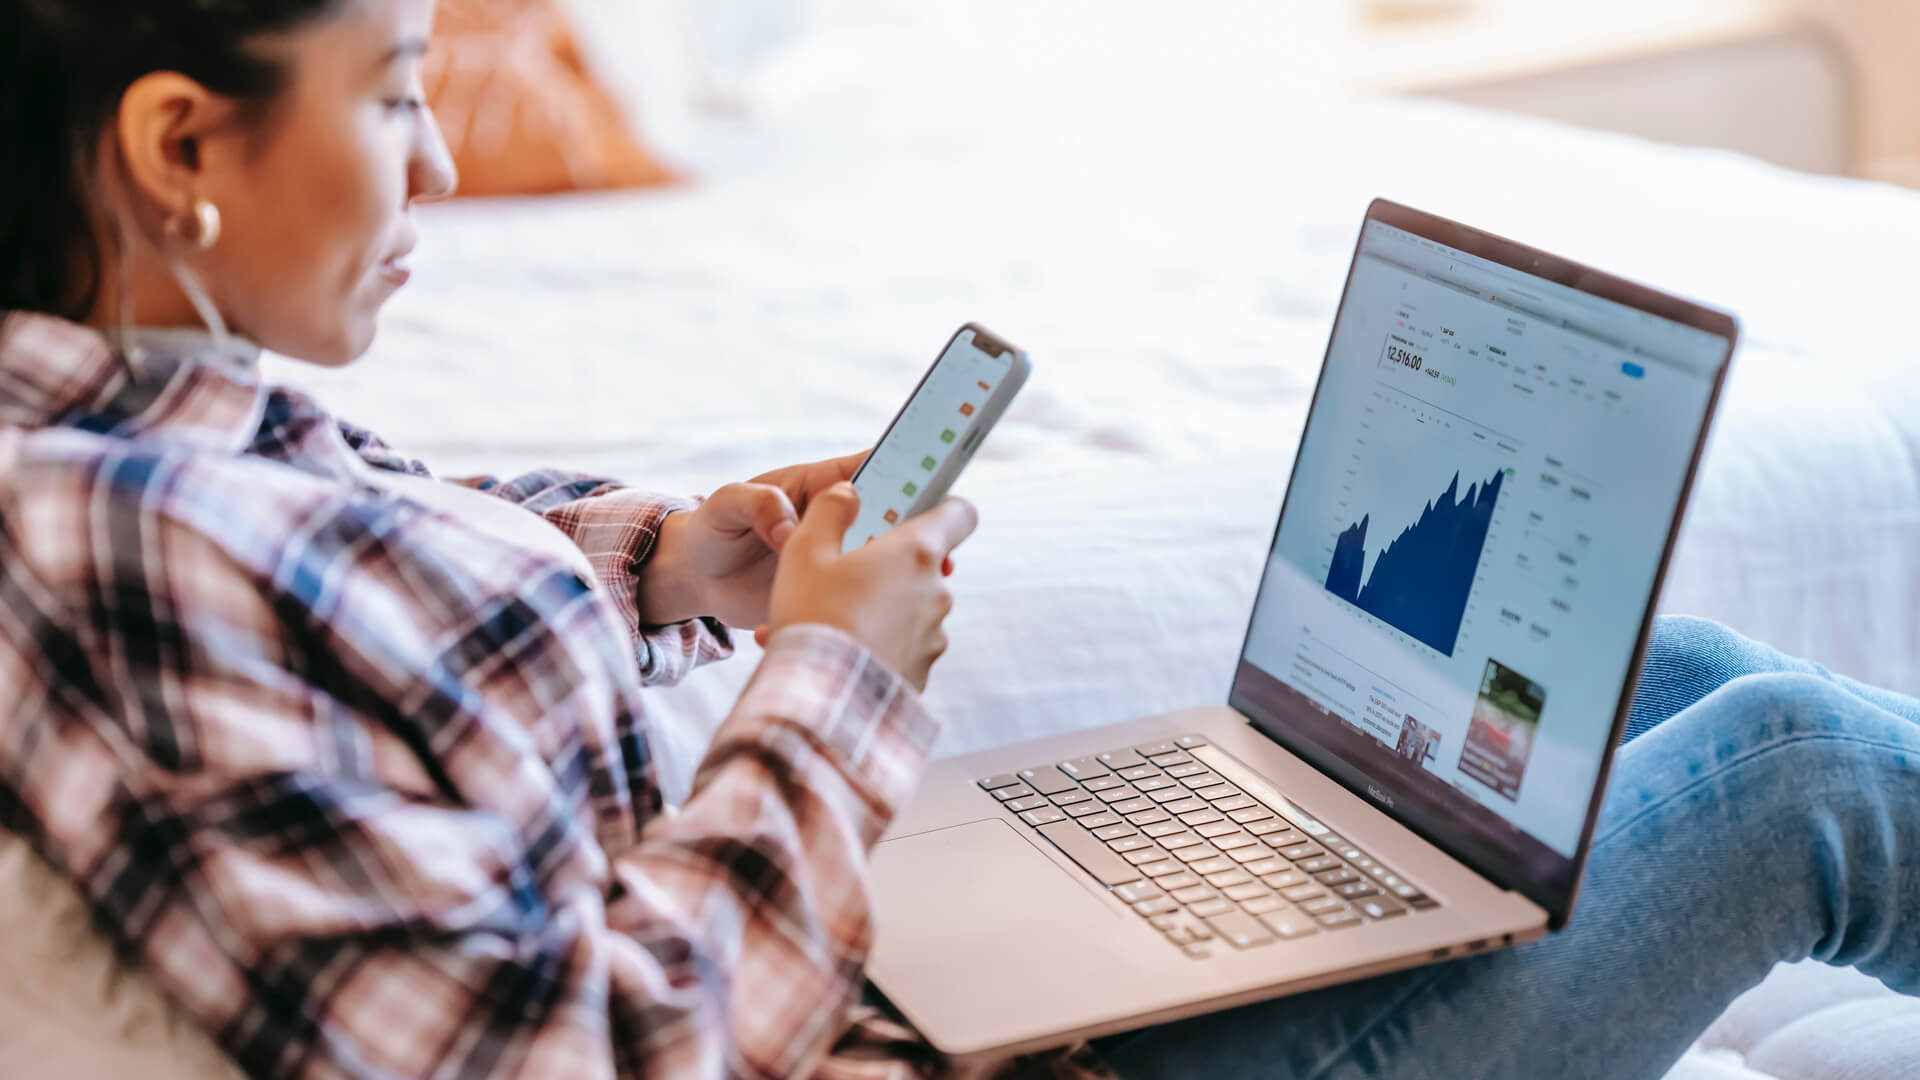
[0,0,344,322]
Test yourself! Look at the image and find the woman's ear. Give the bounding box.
[113,72,241,233]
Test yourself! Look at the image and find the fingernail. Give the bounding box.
[770,521,796,547]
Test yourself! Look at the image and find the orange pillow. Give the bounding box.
[425,0,678,197]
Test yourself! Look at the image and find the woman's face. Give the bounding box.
[134,0,457,364]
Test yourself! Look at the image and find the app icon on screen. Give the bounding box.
[959,403,976,418]
[921,456,937,471]
[902,481,918,496]
[941,429,957,444]
[884,509,900,525]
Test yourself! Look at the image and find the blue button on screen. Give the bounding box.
[1621,362,1646,379]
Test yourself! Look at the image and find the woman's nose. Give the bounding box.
[410,108,459,203]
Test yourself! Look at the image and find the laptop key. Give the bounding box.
[1202,868,1253,888]
[1318,910,1364,930]
[1019,807,1067,826]
[1134,776,1178,793]
[1227,806,1275,825]
[1137,859,1184,877]
[1019,766,1079,795]
[1170,885,1218,904]
[1316,868,1359,886]
[1243,858,1288,876]
[1114,881,1164,904]
[1134,741,1179,758]
[1245,819,1290,836]
[1118,765,1159,781]
[991,784,1035,801]
[1133,897,1180,917]
[1336,881,1379,899]
[1279,842,1325,860]
[1356,894,1408,919]
[1093,823,1138,841]
[1178,808,1224,827]
[1060,756,1111,780]
[1126,808,1172,826]
[1240,894,1286,916]
[1064,801,1105,818]
[1157,871,1203,891]
[1123,848,1169,866]
[1111,798,1155,815]
[1050,788,1093,807]
[1164,762,1209,779]
[1178,773,1223,790]
[1263,870,1310,890]
[1203,909,1276,949]
[1222,882,1271,902]
[1079,812,1123,830]
[1003,796,1052,813]
[1148,913,1179,930]
[1281,884,1327,903]
[1262,829,1308,848]
[978,774,1022,791]
[1194,821,1239,838]
[1227,847,1270,864]
[1188,856,1236,875]
[1188,898,1236,919]
[1158,833,1206,851]
[1082,775,1125,792]
[1181,943,1212,960]
[1257,909,1321,940]
[1109,836,1153,854]
[1097,786,1144,804]
[1142,821,1185,838]
[1302,896,1347,916]
[1035,820,1141,885]
[1298,856,1342,874]
[1165,798,1210,815]
[1172,845,1222,864]
[1097,748,1145,769]
[1213,833,1256,851]
[1146,787,1189,804]
[1147,751,1194,767]
[1176,734,1209,748]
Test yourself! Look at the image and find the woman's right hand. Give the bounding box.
[760,483,978,691]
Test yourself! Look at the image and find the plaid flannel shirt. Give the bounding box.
[0,313,1108,1080]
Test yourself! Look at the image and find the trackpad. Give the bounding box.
[866,818,1151,1056]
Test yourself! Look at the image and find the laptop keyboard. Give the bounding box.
[978,735,1438,958]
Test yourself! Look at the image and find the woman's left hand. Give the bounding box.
[637,451,859,629]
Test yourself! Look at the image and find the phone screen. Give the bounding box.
[846,329,1017,551]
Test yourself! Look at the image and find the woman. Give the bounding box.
[0,2,1913,1079]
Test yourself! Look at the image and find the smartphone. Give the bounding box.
[845,324,1032,552]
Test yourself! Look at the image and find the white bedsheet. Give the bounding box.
[270,58,1920,800]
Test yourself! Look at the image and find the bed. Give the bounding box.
[6,20,1918,1080]
[270,52,1920,1076]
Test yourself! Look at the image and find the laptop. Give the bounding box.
[864,200,1738,1061]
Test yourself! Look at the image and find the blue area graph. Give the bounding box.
[1325,468,1505,655]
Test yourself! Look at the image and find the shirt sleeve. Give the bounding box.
[0,453,941,1080]
[336,419,731,686]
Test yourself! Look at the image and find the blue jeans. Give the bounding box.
[1099,616,1920,1080]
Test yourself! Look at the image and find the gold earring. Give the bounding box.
[165,199,222,251]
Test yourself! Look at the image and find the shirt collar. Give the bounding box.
[0,312,269,455]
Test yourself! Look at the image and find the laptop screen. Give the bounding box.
[1231,204,1732,919]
